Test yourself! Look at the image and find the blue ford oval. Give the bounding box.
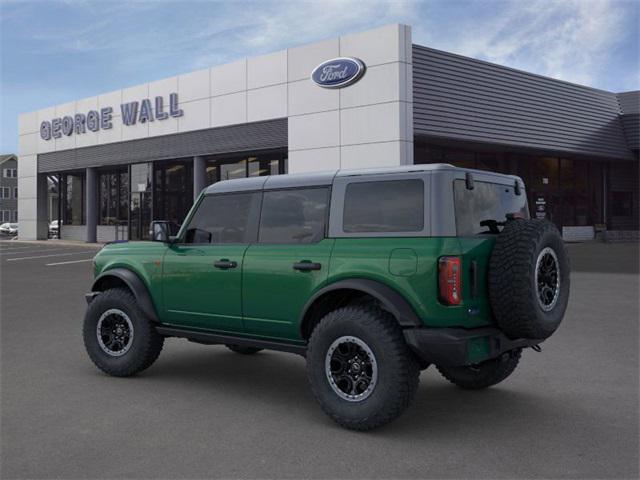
[311,57,366,89]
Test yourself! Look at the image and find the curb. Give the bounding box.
[1,239,104,248]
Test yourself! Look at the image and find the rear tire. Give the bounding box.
[307,305,419,431]
[83,288,164,377]
[225,344,263,355]
[436,349,521,390]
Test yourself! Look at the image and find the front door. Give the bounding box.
[242,187,332,341]
[161,192,261,331]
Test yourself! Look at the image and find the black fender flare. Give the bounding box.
[92,268,159,322]
[299,278,423,335]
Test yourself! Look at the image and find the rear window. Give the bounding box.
[343,179,424,233]
[454,179,529,236]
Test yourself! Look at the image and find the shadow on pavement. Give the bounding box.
[132,346,569,436]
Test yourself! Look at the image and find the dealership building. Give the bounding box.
[17,24,639,242]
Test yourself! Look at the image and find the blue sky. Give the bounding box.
[1,0,638,153]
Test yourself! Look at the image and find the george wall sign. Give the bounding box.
[311,57,366,89]
[40,93,184,141]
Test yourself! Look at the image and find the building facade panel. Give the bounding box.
[211,58,246,96]
[287,37,340,82]
[210,92,247,127]
[178,68,210,103]
[247,50,287,89]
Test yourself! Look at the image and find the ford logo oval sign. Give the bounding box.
[311,57,366,89]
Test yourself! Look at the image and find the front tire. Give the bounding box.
[306,305,419,431]
[436,349,522,390]
[83,288,164,377]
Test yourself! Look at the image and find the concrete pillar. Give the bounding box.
[36,174,49,239]
[85,167,97,243]
[193,156,206,202]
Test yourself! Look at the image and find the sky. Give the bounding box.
[1,0,638,153]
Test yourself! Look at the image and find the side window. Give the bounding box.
[343,179,424,233]
[259,188,329,244]
[183,192,260,244]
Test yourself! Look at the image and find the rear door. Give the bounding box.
[161,192,261,331]
[242,187,333,341]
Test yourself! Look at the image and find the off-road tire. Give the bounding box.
[436,349,522,390]
[306,305,420,431]
[225,344,263,355]
[83,288,164,377]
[489,218,570,340]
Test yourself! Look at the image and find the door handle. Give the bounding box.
[293,261,321,271]
[214,259,237,269]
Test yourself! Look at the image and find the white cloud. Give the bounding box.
[414,0,636,89]
[188,0,418,69]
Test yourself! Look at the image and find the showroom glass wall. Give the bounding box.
[50,149,287,241]
[204,150,286,185]
[413,141,636,229]
[60,172,85,226]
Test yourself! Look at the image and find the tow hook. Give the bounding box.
[530,344,542,352]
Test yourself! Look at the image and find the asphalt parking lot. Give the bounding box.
[1,240,638,479]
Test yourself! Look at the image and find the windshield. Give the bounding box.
[454,179,529,235]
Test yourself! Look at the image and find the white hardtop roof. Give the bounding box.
[204,163,520,194]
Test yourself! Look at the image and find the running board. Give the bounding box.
[155,326,307,356]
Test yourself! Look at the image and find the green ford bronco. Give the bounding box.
[84,164,569,430]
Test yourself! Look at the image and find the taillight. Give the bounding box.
[438,256,461,305]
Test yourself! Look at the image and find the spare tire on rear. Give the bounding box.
[489,218,570,340]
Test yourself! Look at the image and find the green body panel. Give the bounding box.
[241,239,334,341]
[328,237,495,329]
[92,234,497,340]
[93,241,167,309]
[160,243,248,331]
[456,236,497,329]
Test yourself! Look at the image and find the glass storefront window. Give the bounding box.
[130,163,153,241]
[414,142,608,228]
[154,160,193,227]
[248,157,280,177]
[612,192,633,217]
[98,169,128,225]
[205,151,286,185]
[220,159,247,181]
[61,173,85,225]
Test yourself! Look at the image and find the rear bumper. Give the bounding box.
[403,326,541,367]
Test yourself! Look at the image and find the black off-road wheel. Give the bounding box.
[489,218,570,340]
[436,349,522,390]
[306,305,420,431]
[225,344,263,355]
[83,288,164,377]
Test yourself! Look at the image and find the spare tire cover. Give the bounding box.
[489,219,570,340]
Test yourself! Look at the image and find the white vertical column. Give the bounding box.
[17,112,48,239]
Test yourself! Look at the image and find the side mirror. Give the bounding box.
[149,220,180,242]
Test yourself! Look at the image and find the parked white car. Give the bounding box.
[0,223,18,235]
[49,220,60,238]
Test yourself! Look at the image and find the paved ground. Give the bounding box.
[1,240,638,479]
